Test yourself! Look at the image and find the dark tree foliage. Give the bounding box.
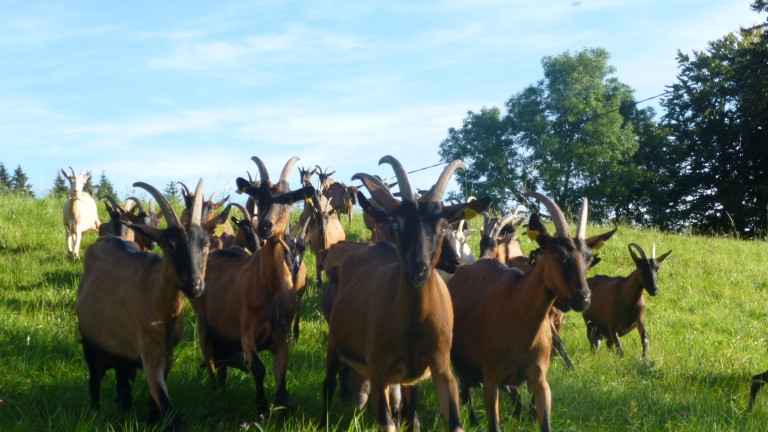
[0,163,10,190]
[163,179,180,205]
[83,175,95,196]
[661,28,768,235]
[11,165,34,196]
[50,173,69,197]
[95,171,117,200]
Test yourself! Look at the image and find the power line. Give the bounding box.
[406,90,671,174]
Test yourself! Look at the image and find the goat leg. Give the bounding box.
[246,349,269,414]
[430,359,464,432]
[371,377,396,432]
[750,370,768,412]
[457,376,479,427]
[272,340,289,417]
[587,323,602,352]
[320,342,341,427]
[82,343,101,410]
[637,317,649,360]
[482,377,501,432]
[145,362,180,431]
[115,367,133,411]
[528,366,552,432]
[402,384,420,432]
[292,296,303,341]
[551,331,575,371]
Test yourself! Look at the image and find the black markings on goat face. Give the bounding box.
[531,214,590,312]
[393,200,447,288]
[135,210,156,250]
[162,224,210,299]
[237,177,314,240]
[233,216,260,252]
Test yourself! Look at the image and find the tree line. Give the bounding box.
[440,1,768,237]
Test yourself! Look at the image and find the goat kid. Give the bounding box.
[77,180,208,430]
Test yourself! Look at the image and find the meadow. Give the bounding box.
[1,192,767,431]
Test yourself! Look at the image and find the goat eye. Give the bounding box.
[393,222,399,228]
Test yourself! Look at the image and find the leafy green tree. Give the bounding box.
[440,48,642,219]
[11,165,33,196]
[95,171,117,199]
[163,180,180,205]
[0,163,10,190]
[83,174,95,196]
[661,27,768,235]
[50,173,69,197]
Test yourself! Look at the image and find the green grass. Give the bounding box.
[1,192,767,431]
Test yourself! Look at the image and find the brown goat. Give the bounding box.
[178,185,234,236]
[288,216,311,340]
[209,203,261,253]
[191,156,313,416]
[448,192,592,432]
[76,180,208,429]
[321,156,490,432]
[583,243,671,359]
[308,191,346,285]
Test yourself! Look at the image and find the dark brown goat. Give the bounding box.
[191,156,313,416]
[77,180,208,430]
[321,156,490,432]
[448,192,592,432]
[583,243,671,359]
[209,203,261,253]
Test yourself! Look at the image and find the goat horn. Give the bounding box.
[352,173,399,213]
[313,165,323,175]
[149,198,156,214]
[379,155,415,202]
[279,156,300,186]
[511,205,526,221]
[299,214,311,238]
[325,197,333,213]
[628,243,647,261]
[69,167,76,178]
[230,202,251,221]
[458,220,465,232]
[652,243,656,260]
[176,182,190,196]
[431,159,466,203]
[523,192,570,238]
[251,156,270,182]
[101,195,123,213]
[467,196,476,202]
[491,214,518,239]
[480,211,491,232]
[575,197,588,241]
[133,182,180,227]
[125,196,146,213]
[207,192,219,203]
[246,170,253,183]
[190,179,204,227]
[325,166,334,175]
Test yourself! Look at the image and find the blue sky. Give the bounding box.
[1,0,763,201]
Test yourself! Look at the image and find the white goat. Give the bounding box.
[438,219,478,283]
[61,168,100,260]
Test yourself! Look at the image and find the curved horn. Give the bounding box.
[125,196,146,213]
[279,156,300,185]
[324,197,333,213]
[149,198,156,214]
[430,159,466,203]
[313,165,323,175]
[351,173,394,198]
[523,192,570,238]
[207,192,220,204]
[490,214,518,239]
[251,156,270,182]
[480,211,491,232]
[101,195,123,213]
[176,182,190,196]
[467,196,476,202]
[69,167,76,178]
[190,179,204,227]
[352,173,398,213]
[458,220,465,232]
[575,197,588,241]
[133,182,180,227]
[628,243,647,261]
[230,202,251,221]
[325,166,334,175]
[511,205,526,220]
[299,214,311,238]
[246,170,253,183]
[379,155,415,202]
[652,243,656,260]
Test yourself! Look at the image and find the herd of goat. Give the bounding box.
[53,158,761,432]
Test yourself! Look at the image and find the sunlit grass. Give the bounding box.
[1,193,767,430]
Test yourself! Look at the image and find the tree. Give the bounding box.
[440,48,642,219]
[11,165,33,196]
[50,173,69,197]
[83,174,95,196]
[163,180,180,205]
[661,27,768,235]
[94,171,117,200]
[0,163,10,190]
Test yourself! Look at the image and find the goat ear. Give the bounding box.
[213,196,229,209]
[443,196,491,223]
[60,169,71,180]
[235,177,259,196]
[127,224,164,243]
[276,186,316,205]
[586,227,618,251]
[155,211,164,221]
[526,213,550,246]
[655,250,672,263]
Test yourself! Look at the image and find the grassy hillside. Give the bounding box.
[1,193,767,431]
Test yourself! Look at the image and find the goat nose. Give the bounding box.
[191,277,205,297]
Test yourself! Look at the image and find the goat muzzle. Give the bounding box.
[569,287,591,312]
[404,261,431,287]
